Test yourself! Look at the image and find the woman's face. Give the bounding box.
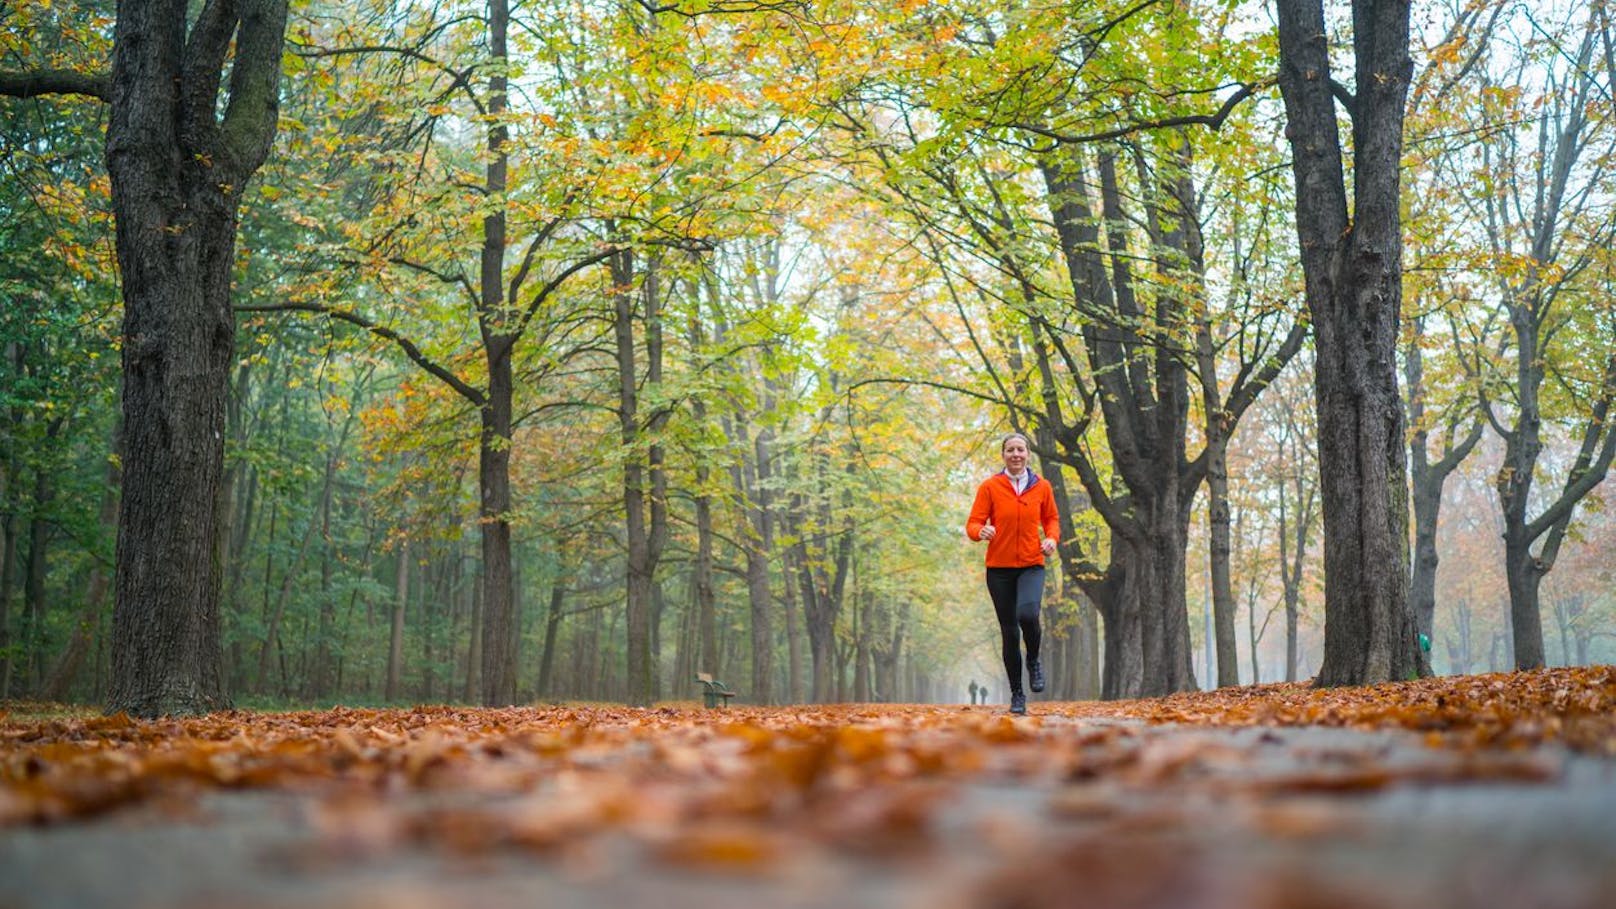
[1001,436,1029,473]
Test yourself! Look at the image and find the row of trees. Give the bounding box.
[2,0,1613,715]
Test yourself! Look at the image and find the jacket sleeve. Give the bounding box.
[966,481,993,540]
[1041,485,1060,543]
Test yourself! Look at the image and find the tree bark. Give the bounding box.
[694,463,718,679]
[1040,147,1200,698]
[1276,0,1423,686]
[104,0,288,717]
[687,311,720,682]
[1404,316,1482,640]
[1196,309,1238,687]
[1030,435,1098,698]
[1483,25,1616,670]
[385,540,408,702]
[1094,497,1197,699]
[613,250,669,706]
[791,459,852,703]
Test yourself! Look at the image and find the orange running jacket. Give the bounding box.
[966,472,1060,568]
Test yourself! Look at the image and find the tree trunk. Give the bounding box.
[106,0,288,718]
[0,472,14,698]
[722,406,776,705]
[478,365,518,703]
[24,456,54,691]
[1501,528,1548,669]
[613,249,668,707]
[1042,147,1200,699]
[1196,334,1238,688]
[740,520,773,704]
[1276,0,1423,686]
[687,309,720,681]
[782,544,804,704]
[1405,316,1482,640]
[473,0,519,707]
[1095,502,1197,699]
[462,555,482,701]
[1408,470,1442,640]
[537,582,562,699]
[792,466,852,703]
[385,541,408,702]
[694,483,718,677]
[1032,443,1098,699]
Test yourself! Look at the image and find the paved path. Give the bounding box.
[3,718,1614,909]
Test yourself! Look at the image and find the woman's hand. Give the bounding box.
[979,519,995,541]
[1041,538,1056,556]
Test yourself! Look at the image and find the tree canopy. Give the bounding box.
[1,0,1614,713]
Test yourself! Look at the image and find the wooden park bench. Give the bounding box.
[695,672,737,708]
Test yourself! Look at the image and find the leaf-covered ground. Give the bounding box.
[3,666,1615,909]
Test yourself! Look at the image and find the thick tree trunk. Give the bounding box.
[1041,146,1203,700]
[1096,504,1196,700]
[1276,0,1423,686]
[1501,530,1548,670]
[107,160,236,715]
[104,0,288,718]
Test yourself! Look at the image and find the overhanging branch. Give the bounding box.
[0,69,111,102]
[1012,79,1273,148]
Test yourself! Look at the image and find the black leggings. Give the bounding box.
[985,565,1044,695]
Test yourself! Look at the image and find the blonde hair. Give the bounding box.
[1000,432,1031,452]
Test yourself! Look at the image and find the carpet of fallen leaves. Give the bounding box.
[1047,664,1616,753]
[1,665,1613,884]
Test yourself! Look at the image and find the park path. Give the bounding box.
[3,703,1615,909]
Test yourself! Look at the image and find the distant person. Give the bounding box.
[966,432,1059,715]
[968,679,980,705]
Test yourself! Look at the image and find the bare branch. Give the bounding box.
[237,302,486,406]
[0,69,110,102]
[1012,80,1272,149]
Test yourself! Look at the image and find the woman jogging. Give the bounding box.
[965,432,1059,715]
